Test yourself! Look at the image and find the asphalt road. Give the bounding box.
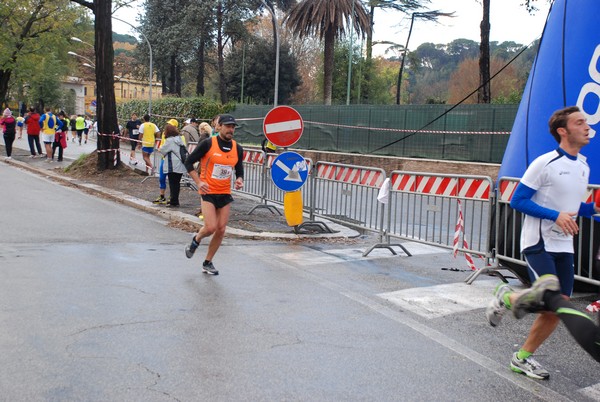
[1,145,600,401]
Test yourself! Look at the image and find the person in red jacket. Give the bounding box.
[0,108,16,160]
[24,107,43,157]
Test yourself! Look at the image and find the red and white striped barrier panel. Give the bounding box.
[498,178,519,202]
[316,163,384,188]
[500,177,597,203]
[243,149,265,165]
[390,173,491,200]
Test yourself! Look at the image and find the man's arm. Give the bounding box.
[232,144,244,190]
[510,183,558,220]
[511,182,580,235]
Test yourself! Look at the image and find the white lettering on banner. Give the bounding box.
[576,44,600,137]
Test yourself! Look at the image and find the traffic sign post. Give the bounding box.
[263,105,303,148]
[271,151,309,192]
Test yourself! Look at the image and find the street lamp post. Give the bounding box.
[70,37,93,48]
[112,16,153,115]
[68,51,95,66]
[396,11,454,105]
[346,0,355,105]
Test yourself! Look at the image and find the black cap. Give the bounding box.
[190,118,198,123]
[218,114,238,126]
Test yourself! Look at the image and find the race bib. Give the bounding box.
[212,164,232,180]
[132,129,139,135]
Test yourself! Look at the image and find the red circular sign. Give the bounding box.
[263,106,304,148]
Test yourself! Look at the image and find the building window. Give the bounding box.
[84,87,87,96]
[134,88,137,99]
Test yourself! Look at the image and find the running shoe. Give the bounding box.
[152,196,167,205]
[510,352,550,380]
[485,282,513,327]
[185,237,199,259]
[512,275,560,319]
[202,261,219,275]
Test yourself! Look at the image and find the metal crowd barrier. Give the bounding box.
[307,162,386,233]
[180,142,198,191]
[376,172,494,260]
[239,150,281,215]
[465,177,600,287]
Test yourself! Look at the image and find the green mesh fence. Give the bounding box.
[232,104,518,164]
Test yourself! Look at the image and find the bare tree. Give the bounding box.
[69,0,120,170]
[478,0,491,103]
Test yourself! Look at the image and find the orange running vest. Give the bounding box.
[200,136,239,194]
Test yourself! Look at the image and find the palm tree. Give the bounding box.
[285,0,370,105]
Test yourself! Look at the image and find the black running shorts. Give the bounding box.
[201,194,234,209]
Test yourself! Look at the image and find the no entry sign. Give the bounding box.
[263,106,304,148]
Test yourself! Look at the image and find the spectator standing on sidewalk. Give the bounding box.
[199,122,212,141]
[39,107,61,162]
[210,114,220,137]
[24,107,42,157]
[52,111,69,162]
[138,114,160,174]
[183,114,244,275]
[125,112,142,165]
[16,115,24,139]
[153,119,180,205]
[1,108,16,160]
[156,123,187,207]
[181,118,200,144]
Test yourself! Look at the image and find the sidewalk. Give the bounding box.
[3,137,359,240]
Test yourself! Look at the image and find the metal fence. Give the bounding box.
[232,104,517,164]
[235,150,488,260]
[309,162,386,233]
[234,153,600,288]
[382,172,494,258]
[465,177,600,288]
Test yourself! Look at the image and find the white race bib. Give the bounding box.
[212,164,232,180]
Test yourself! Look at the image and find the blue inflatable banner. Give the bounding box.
[498,0,600,184]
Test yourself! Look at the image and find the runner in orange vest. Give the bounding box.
[183,114,244,275]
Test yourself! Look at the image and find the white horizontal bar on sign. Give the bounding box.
[265,120,302,134]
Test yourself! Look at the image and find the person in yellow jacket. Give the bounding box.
[39,107,61,162]
[75,115,85,145]
[138,114,160,174]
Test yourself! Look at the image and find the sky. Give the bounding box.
[112,0,553,55]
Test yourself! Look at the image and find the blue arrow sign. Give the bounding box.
[271,151,309,192]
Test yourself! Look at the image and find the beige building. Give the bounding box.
[64,76,161,116]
